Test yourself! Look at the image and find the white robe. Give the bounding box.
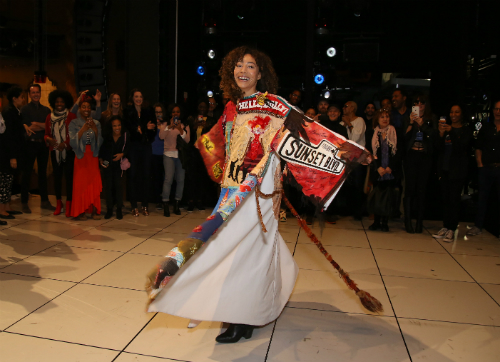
[148,153,299,326]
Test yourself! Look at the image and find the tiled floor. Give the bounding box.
[1,197,499,361]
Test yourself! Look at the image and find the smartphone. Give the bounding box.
[412,106,420,117]
[173,117,179,125]
[439,116,446,124]
[102,160,109,167]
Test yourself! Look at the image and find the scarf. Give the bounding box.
[51,109,69,164]
[372,125,397,159]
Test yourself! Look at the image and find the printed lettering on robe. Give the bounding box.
[272,120,371,210]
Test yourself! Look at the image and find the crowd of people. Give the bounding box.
[284,88,500,241]
[0,83,499,242]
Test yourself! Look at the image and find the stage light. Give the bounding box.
[324,91,331,99]
[326,47,336,57]
[197,66,205,76]
[208,49,216,59]
[207,90,214,97]
[314,74,324,85]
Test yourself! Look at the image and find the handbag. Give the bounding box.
[120,132,130,171]
[367,183,398,217]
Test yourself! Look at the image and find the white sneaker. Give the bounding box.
[187,319,201,328]
[466,225,482,236]
[442,229,455,243]
[432,228,448,238]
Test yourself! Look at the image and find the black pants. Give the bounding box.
[404,150,432,217]
[51,150,75,201]
[475,166,500,229]
[346,164,366,218]
[128,143,152,208]
[21,140,49,203]
[185,150,215,204]
[150,154,164,204]
[439,172,463,231]
[103,162,123,210]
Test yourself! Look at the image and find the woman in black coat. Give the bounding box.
[432,104,473,242]
[123,89,156,216]
[368,109,402,232]
[99,116,130,220]
[0,87,26,224]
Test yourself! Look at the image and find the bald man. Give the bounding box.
[340,101,366,146]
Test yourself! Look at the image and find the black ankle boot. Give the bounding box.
[404,197,414,234]
[163,202,170,217]
[369,215,381,230]
[116,208,123,220]
[216,324,254,343]
[173,200,181,215]
[415,218,423,233]
[104,209,113,219]
[381,216,389,232]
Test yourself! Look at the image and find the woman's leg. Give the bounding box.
[0,172,14,216]
[51,151,63,200]
[128,145,140,209]
[174,158,185,201]
[162,155,175,202]
[65,151,75,201]
[141,146,152,208]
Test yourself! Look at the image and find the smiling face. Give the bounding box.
[208,97,216,111]
[29,86,41,103]
[305,108,316,118]
[111,94,121,108]
[79,101,91,119]
[327,106,340,122]
[365,104,376,117]
[392,90,406,110]
[234,53,261,97]
[55,97,65,112]
[449,105,462,124]
[112,119,121,135]
[378,112,390,129]
[155,106,163,121]
[133,91,143,107]
[171,106,181,119]
[289,90,301,105]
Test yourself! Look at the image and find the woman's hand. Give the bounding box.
[137,125,142,134]
[99,158,108,168]
[57,142,66,151]
[147,121,156,130]
[24,124,35,136]
[377,167,386,177]
[112,153,123,161]
[438,122,451,136]
[47,137,58,147]
[10,159,17,169]
[385,167,392,174]
[93,89,101,103]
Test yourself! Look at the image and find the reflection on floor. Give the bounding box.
[1,196,499,361]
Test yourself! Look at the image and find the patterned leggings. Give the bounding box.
[0,172,14,204]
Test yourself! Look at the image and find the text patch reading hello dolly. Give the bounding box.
[277,134,345,175]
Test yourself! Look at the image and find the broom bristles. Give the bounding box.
[356,290,384,313]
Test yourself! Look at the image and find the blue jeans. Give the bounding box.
[162,155,185,201]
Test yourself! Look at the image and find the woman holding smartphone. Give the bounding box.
[432,104,472,242]
[69,97,103,220]
[159,104,190,216]
[403,93,437,233]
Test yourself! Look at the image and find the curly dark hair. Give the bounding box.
[372,108,392,129]
[219,46,279,103]
[48,90,74,109]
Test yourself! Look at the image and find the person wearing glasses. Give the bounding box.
[403,93,437,233]
[288,89,302,110]
[466,99,500,237]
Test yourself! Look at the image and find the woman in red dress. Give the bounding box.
[69,98,103,220]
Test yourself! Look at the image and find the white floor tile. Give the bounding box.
[128,234,182,256]
[399,318,500,362]
[436,235,500,257]
[7,284,154,350]
[0,238,59,269]
[289,269,393,316]
[384,275,500,326]
[0,273,75,330]
[297,227,371,248]
[293,244,379,275]
[372,248,474,281]
[84,253,161,290]
[65,227,157,252]
[0,333,118,362]
[0,220,91,243]
[451,254,500,284]
[126,313,272,362]
[367,230,446,253]
[1,244,121,282]
[267,307,411,362]
[481,283,500,305]
[161,217,210,234]
[115,352,180,361]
